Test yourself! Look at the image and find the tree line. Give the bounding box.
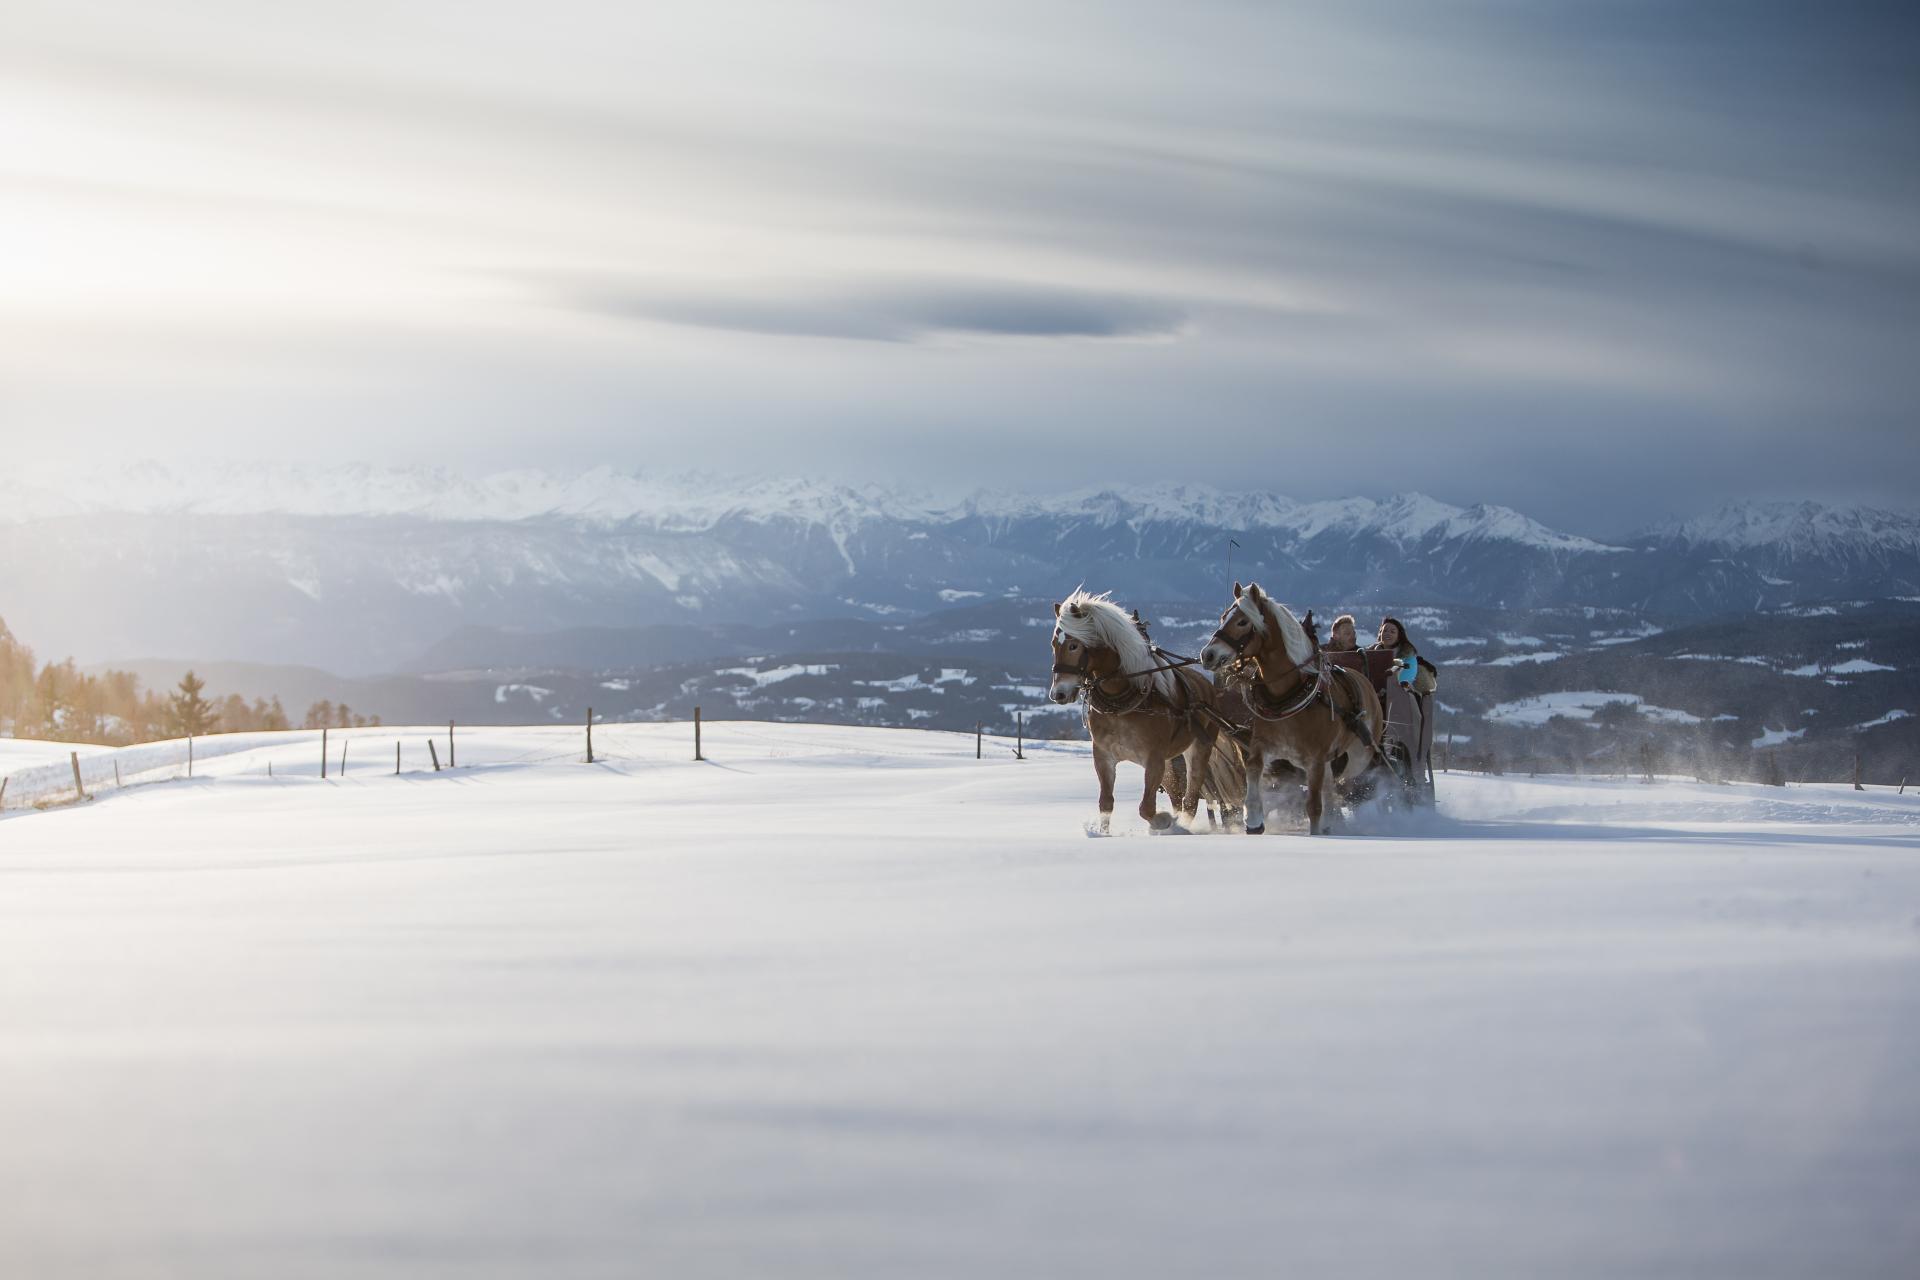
[1,615,379,745]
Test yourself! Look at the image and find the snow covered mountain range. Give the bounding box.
[2,463,1916,672]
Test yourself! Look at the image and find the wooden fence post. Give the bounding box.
[1016,712,1024,760]
[449,720,456,769]
[0,776,8,809]
[428,739,441,771]
[340,737,348,777]
[395,741,401,775]
[694,706,703,761]
[586,707,594,764]
[322,728,329,780]
[976,723,982,760]
[188,736,194,779]
[71,751,86,802]
[1853,753,1864,791]
[1444,730,1452,773]
[114,761,122,788]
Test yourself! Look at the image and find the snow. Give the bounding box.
[716,663,839,688]
[0,738,114,771]
[1486,691,1700,726]
[1751,726,1806,748]
[1265,493,1623,552]
[1854,710,1911,731]
[1787,658,1895,677]
[1,465,1629,556]
[1485,650,1565,666]
[3,723,1918,1278]
[1652,499,1920,557]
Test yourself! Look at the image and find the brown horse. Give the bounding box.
[1049,590,1242,834]
[1199,582,1385,835]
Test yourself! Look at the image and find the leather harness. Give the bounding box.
[1206,601,1406,781]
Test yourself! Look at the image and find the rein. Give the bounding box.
[1206,605,1326,723]
[1055,638,1205,720]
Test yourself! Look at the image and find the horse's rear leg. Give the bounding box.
[1178,741,1206,820]
[1163,755,1189,817]
[1094,746,1117,835]
[1306,760,1329,835]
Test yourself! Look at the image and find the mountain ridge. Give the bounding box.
[3,463,1916,672]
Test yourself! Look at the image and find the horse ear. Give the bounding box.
[1053,601,1061,617]
[1303,609,1315,629]
[1131,609,1141,622]
[1232,581,1243,598]
[1247,582,1264,601]
[1069,603,1084,617]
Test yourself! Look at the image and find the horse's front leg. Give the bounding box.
[1093,745,1117,835]
[1306,759,1328,835]
[1140,751,1171,828]
[1242,742,1268,835]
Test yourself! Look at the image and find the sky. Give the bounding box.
[2,0,1916,537]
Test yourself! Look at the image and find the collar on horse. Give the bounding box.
[1242,658,1327,721]
[1214,602,1327,722]
[1055,628,1207,717]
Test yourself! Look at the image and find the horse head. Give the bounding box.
[1049,591,1135,704]
[1202,582,1315,677]
[1202,581,1270,672]
[1050,598,1095,703]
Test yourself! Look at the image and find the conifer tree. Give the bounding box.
[168,671,219,737]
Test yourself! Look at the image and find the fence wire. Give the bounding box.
[0,732,318,812]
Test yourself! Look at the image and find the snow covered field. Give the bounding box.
[3,723,1917,1278]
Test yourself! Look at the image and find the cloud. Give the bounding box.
[554,277,1189,343]
[4,0,1917,534]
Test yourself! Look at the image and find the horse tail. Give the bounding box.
[1202,732,1245,810]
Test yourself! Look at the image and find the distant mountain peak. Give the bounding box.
[1645,500,1920,555]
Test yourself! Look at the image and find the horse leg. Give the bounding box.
[1141,751,1171,828]
[1179,739,1206,820]
[1243,744,1267,835]
[1094,745,1117,835]
[1306,759,1328,835]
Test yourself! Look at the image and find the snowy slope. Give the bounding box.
[3,723,1917,1278]
[0,738,113,771]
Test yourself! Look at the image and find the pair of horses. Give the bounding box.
[1049,584,1384,835]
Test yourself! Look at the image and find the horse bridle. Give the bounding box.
[1210,602,1325,721]
[1049,630,1097,683]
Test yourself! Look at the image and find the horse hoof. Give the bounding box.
[1149,812,1174,831]
[1244,824,1264,836]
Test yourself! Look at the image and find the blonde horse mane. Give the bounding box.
[1235,586,1314,668]
[1056,589,1177,700]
